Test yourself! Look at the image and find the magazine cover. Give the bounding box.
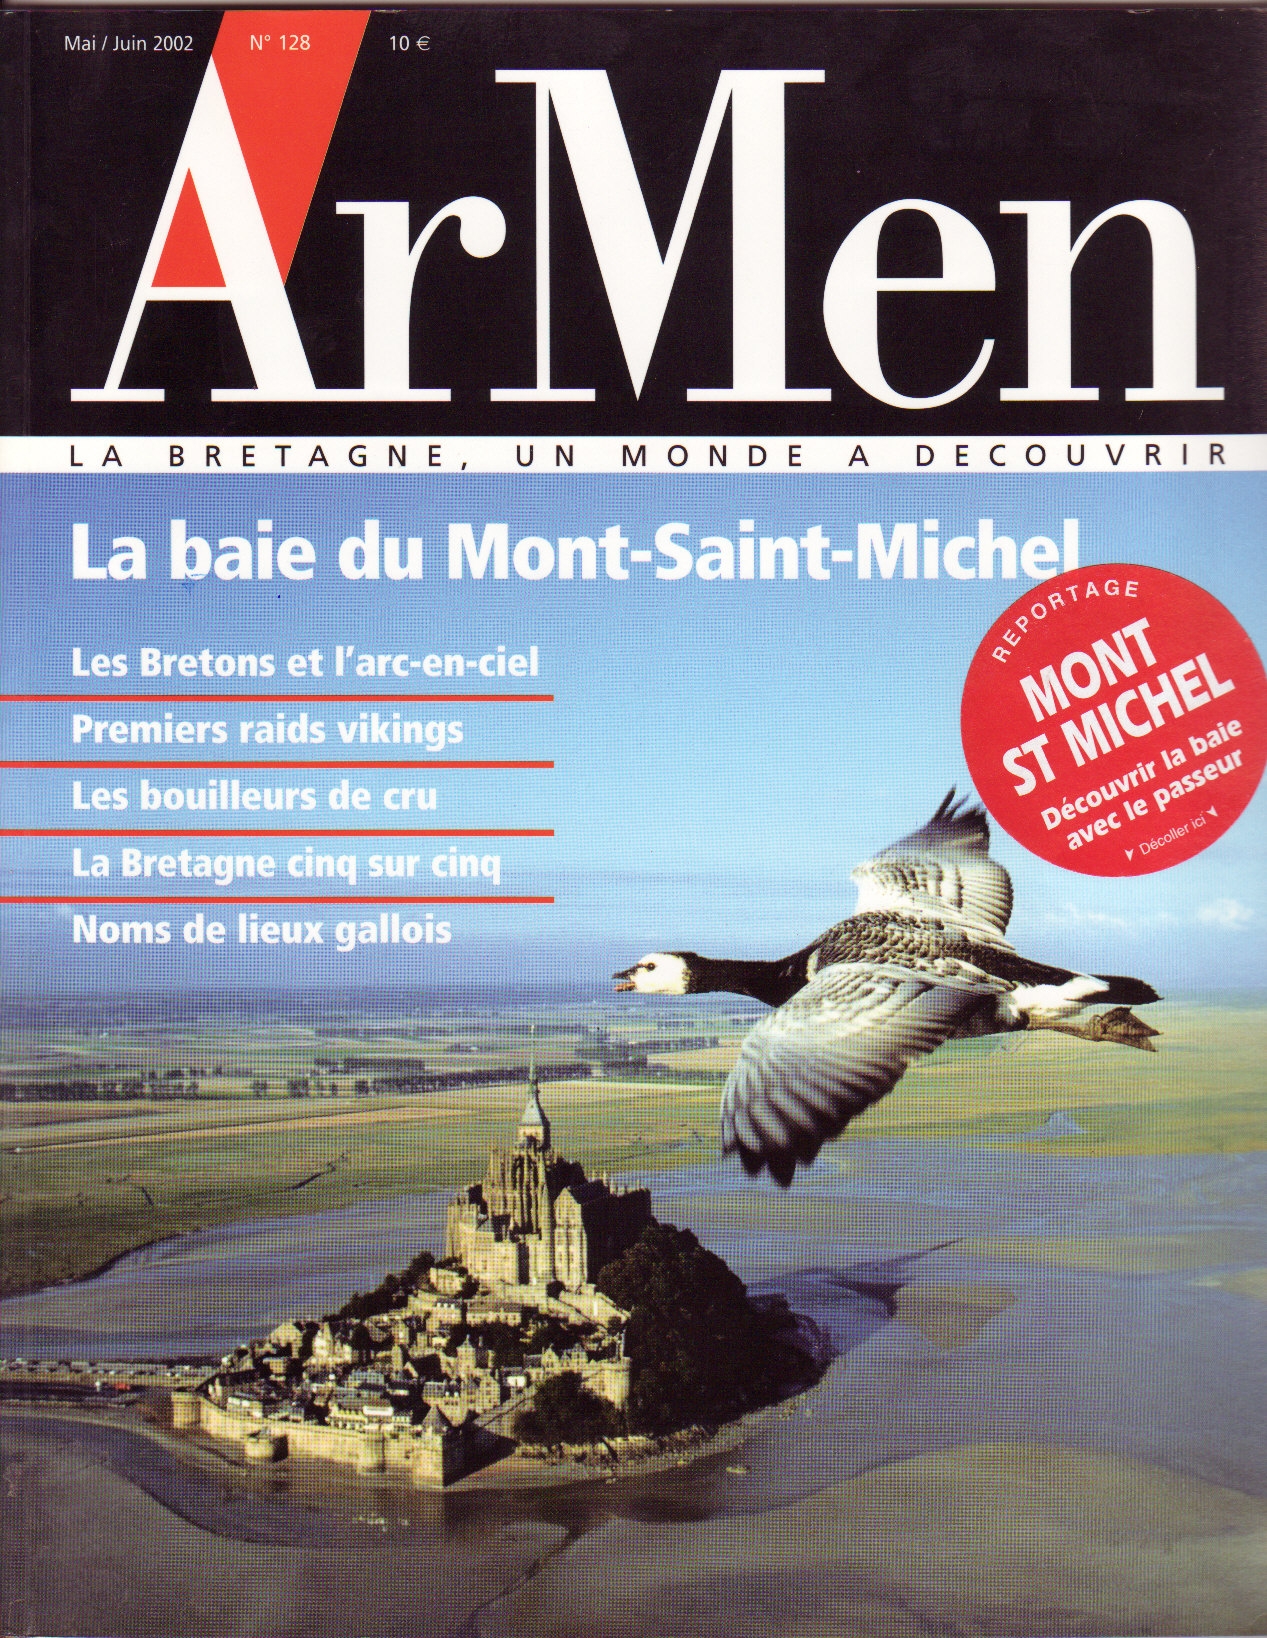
[1,7,1265,1636]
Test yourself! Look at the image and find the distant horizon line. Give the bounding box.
[1,984,1262,1020]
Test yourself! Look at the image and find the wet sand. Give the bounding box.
[0,1413,570,1638]
[479,1442,1267,1638]
[4,1416,1263,1638]
[0,1193,452,1359]
[3,1138,1266,1635]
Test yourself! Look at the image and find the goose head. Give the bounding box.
[613,952,696,995]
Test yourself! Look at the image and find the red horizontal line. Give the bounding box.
[0,895,555,905]
[0,694,553,703]
[0,760,553,770]
[0,828,554,838]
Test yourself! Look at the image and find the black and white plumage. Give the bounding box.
[613,791,1160,1187]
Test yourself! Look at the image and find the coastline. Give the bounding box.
[5,1143,1266,1503]
[453,1386,819,1491]
[62,1233,186,1292]
[4,1139,1266,1637]
[8,1404,1265,1638]
[0,1369,823,1502]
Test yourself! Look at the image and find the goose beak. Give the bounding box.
[613,966,636,992]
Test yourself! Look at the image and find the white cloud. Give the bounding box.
[1044,897,1258,937]
[1042,901,1177,934]
[1194,898,1255,931]
[1044,902,1129,931]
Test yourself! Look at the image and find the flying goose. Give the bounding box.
[613,791,1159,1187]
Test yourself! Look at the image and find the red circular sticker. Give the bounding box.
[962,565,1267,876]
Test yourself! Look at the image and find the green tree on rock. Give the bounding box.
[596,1222,800,1434]
[513,1371,615,1446]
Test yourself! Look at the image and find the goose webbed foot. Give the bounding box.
[1086,1005,1160,1050]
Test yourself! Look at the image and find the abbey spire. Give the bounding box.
[516,1025,550,1152]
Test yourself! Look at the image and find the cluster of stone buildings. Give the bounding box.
[188,1072,654,1485]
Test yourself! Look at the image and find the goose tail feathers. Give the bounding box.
[1092,974,1161,1007]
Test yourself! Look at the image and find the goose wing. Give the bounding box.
[719,961,999,1186]
[851,789,1013,940]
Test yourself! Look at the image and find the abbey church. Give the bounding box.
[445,1068,652,1294]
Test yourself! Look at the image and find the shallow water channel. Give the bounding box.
[3,1140,1265,1543]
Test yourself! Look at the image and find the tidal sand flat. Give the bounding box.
[479,1443,1267,1638]
[654,1146,1267,1503]
[4,1003,1260,1302]
[0,1193,450,1359]
[2,1136,1265,1635]
[0,1414,570,1638]
[4,1426,1262,1638]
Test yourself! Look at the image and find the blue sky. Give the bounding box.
[2,470,1264,997]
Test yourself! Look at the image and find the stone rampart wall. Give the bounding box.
[197,1397,448,1482]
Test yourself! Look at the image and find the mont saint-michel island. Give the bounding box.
[172,1068,824,1487]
